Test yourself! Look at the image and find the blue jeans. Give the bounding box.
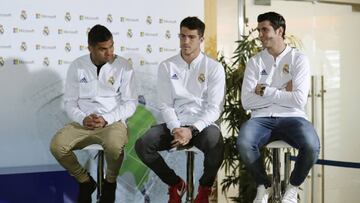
[236,117,320,187]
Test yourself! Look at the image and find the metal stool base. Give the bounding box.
[267,141,293,203]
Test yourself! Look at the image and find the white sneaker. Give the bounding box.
[281,184,298,203]
[253,185,271,203]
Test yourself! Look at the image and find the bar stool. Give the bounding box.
[171,146,200,203]
[82,144,105,202]
[266,140,293,203]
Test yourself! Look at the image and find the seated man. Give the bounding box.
[50,24,136,203]
[236,12,320,203]
[135,17,225,203]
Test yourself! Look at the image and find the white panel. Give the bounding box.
[0,0,203,167]
[0,0,204,202]
[217,0,239,59]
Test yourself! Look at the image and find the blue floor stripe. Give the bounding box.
[0,170,77,203]
[290,156,360,169]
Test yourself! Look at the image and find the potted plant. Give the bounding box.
[218,28,263,203]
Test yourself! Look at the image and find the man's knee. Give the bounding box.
[50,124,75,157]
[300,125,320,154]
[49,137,59,157]
[105,141,126,160]
[200,125,223,146]
[49,135,69,160]
[236,133,251,153]
[134,132,154,158]
[237,132,258,165]
[303,140,320,158]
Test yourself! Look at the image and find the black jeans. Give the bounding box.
[135,123,224,187]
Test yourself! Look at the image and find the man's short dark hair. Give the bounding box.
[88,24,113,46]
[180,16,205,37]
[257,12,286,39]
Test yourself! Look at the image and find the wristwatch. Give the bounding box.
[188,125,200,137]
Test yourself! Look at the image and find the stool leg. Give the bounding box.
[284,151,291,188]
[186,151,195,203]
[272,148,281,203]
[97,150,104,202]
[282,150,291,196]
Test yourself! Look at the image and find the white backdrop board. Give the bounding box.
[0,0,204,202]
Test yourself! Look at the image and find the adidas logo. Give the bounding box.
[260,69,268,75]
[171,74,178,80]
[79,77,87,83]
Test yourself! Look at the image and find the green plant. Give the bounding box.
[219,29,301,202]
[218,28,264,203]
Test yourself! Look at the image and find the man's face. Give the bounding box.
[257,20,283,49]
[88,38,114,65]
[179,27,203,57]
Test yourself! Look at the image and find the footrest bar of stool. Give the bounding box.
[186,151,195,203]
[97,150,104,202]
[272,148,281,203]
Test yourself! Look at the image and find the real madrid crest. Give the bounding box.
[146,16,152,25]
[198,73,205,83]
[127,29,133,38]
[283,64,290,74]
[108,76,115,85]
[107,14,113,23]
[0,57,4,66]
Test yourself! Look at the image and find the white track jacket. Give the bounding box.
[64,54,137,126]
[241,46,310,119]
[157,52,225,133]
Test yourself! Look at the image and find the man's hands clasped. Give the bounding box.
[83,114,107,130]
[171,127,193,148]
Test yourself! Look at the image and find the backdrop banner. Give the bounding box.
[0,0,204,202]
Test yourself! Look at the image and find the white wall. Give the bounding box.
[217,0,239,62]
[216,0,240,202]
[0,0,204,168]
[0,0,204,202]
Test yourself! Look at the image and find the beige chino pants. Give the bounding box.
[50,121,128,183]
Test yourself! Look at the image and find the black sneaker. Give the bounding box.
[99,180,117,203]
[77,174,97,203]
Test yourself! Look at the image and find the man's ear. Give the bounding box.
[200,36,204,43]
[277,27,284,37]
